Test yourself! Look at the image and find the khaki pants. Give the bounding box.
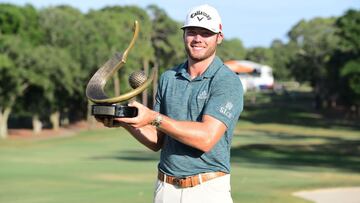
[154,174,233,203]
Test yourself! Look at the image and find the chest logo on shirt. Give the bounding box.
[197,90,208,100]
[220,102,234,119]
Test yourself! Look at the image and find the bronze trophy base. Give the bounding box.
[91,104,138,118]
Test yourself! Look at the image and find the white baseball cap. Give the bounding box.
[181,4,222,33]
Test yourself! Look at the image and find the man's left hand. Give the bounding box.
[115,101,157,128]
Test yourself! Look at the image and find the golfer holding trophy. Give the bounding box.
[88,4,243,203]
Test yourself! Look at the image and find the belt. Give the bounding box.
[158,171,227,188]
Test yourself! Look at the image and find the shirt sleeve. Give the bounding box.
[153,73,164,113]
[203,76,244,128]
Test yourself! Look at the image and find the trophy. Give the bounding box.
[86,21,156,118]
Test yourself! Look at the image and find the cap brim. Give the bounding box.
[181,25,220,34]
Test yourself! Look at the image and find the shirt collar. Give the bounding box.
[175,56,223,81]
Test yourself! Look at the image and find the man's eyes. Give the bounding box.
[187,31,213,37]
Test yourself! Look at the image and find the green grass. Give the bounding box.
[1,91,359,203]
[230,122,360,202]
[1,124,359,203]
[0,129,159,203]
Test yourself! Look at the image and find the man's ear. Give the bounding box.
[217,33,224,44]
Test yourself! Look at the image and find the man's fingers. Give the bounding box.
[94,116,128,128]
[117,117,137,124]
[103,117,113,127]
[128,100,140,107]
[103,117,109,126]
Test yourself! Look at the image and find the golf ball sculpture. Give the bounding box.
[129,71,147,89]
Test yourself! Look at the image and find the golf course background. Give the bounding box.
[1,90,359,203]
[1,3,359,202]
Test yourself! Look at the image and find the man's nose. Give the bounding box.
[193,33,202,41]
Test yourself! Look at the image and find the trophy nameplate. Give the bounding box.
[91,104,138,118]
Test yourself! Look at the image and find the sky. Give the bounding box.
[2,0,359,48]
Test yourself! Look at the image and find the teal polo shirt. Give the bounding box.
[154,56,244,177]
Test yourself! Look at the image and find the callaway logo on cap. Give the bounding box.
[181,4,222,33]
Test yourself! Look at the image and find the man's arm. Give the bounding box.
[96,117,164,152]
[157,114,226,152]
[118,101,227,153]
[121,124,165,152]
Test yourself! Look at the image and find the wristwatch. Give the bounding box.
[150,114,163,128]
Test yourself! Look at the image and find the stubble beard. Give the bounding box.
[185,41,217,62]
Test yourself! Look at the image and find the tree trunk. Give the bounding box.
[32,114,42,135]
[50,111,60,131]
[152,65,159,106]
[142,59,149,107]
[87,100,96,129]
[87,100,92,122]
[113,72,120,97]
[0,107,11,139]
[314,84,322,110]
[61,108,69,126]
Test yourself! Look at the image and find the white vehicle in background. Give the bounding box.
[224,60,275,92]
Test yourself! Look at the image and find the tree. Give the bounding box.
[0,4,43,44]
[217,38,246,61]
[333,9,360,108]
[0,36,32,138]
[147,5,185,72]
[17,45,80,133]
[270,39,295,80]
[336,9,360,55]
[0,4,43,138]
[0,4,25,35]
[288,17,340,108]
[246,46,274,67]
[0,53,16,138]
[38,6,91,123]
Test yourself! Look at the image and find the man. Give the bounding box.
[99,4,243,203]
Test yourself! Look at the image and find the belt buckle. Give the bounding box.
[173,178,181,187]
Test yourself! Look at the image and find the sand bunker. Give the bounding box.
[293,187,360,203]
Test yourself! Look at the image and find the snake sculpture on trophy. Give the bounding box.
[86,21,156,118]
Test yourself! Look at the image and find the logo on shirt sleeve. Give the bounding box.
[220,102,234,119]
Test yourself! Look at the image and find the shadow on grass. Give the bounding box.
[242,130,358,142]
[231,139,360,172]
[90,150,160,162]
[236,91,360,172]
[242,91,360,131]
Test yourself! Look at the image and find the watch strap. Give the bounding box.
[150,114,162,128]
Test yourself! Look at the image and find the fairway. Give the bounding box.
[1,120,359,203]
[0,128,159,203]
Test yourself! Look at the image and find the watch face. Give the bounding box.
[151,115,162,127]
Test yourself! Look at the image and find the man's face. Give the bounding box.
[183,27,223,62]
